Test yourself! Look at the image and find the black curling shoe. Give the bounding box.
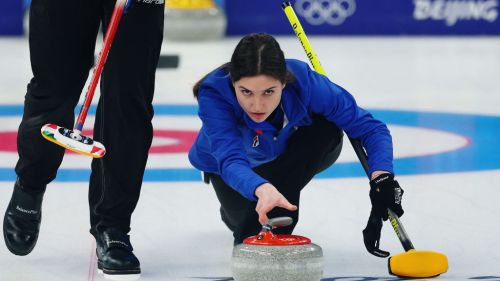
[3,179,45,256]
[96,228,141,280]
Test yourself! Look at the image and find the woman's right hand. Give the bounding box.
[254,183,297,225]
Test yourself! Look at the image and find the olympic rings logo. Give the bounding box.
[294,0,357,26]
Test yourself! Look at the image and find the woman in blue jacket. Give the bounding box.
[189,33,404,246]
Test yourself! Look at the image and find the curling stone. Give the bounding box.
[164,0,226,41]
[231,217,323,281]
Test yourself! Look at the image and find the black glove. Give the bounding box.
[362,211,390,258]
[369,173,404,221]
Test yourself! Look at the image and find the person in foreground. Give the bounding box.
[3,0,164,279]
[188,33,404,251]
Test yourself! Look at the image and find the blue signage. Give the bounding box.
[225,0,500,35]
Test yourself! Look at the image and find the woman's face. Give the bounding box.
[233,75,285,123]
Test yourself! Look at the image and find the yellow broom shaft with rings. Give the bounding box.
[282,2,448,278]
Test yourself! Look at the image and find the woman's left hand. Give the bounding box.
[369,173,404,221]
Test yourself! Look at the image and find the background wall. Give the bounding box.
[2,0,499,36]
[0,0,23,35]
[225,0,500,35]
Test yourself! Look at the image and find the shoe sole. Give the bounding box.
[97,260,141,281]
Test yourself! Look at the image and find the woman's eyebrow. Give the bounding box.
[238,86,277,92]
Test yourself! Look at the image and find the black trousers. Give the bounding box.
[15,0,164,235]
[208,116,344,244]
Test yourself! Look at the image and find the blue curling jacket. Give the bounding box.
[189,59,393,201]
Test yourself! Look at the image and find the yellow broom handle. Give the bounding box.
[282,1,415,252]
[282,2,326,76]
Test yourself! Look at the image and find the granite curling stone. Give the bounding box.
[164,0,226,41]
[231,217,323,281]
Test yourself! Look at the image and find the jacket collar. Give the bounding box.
[280,86,310,126]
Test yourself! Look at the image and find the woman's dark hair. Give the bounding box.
[193,33,294,98]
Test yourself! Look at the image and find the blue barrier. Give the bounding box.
[225,0,500,35]
[0,0,23,35]
[2,0,499,36]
